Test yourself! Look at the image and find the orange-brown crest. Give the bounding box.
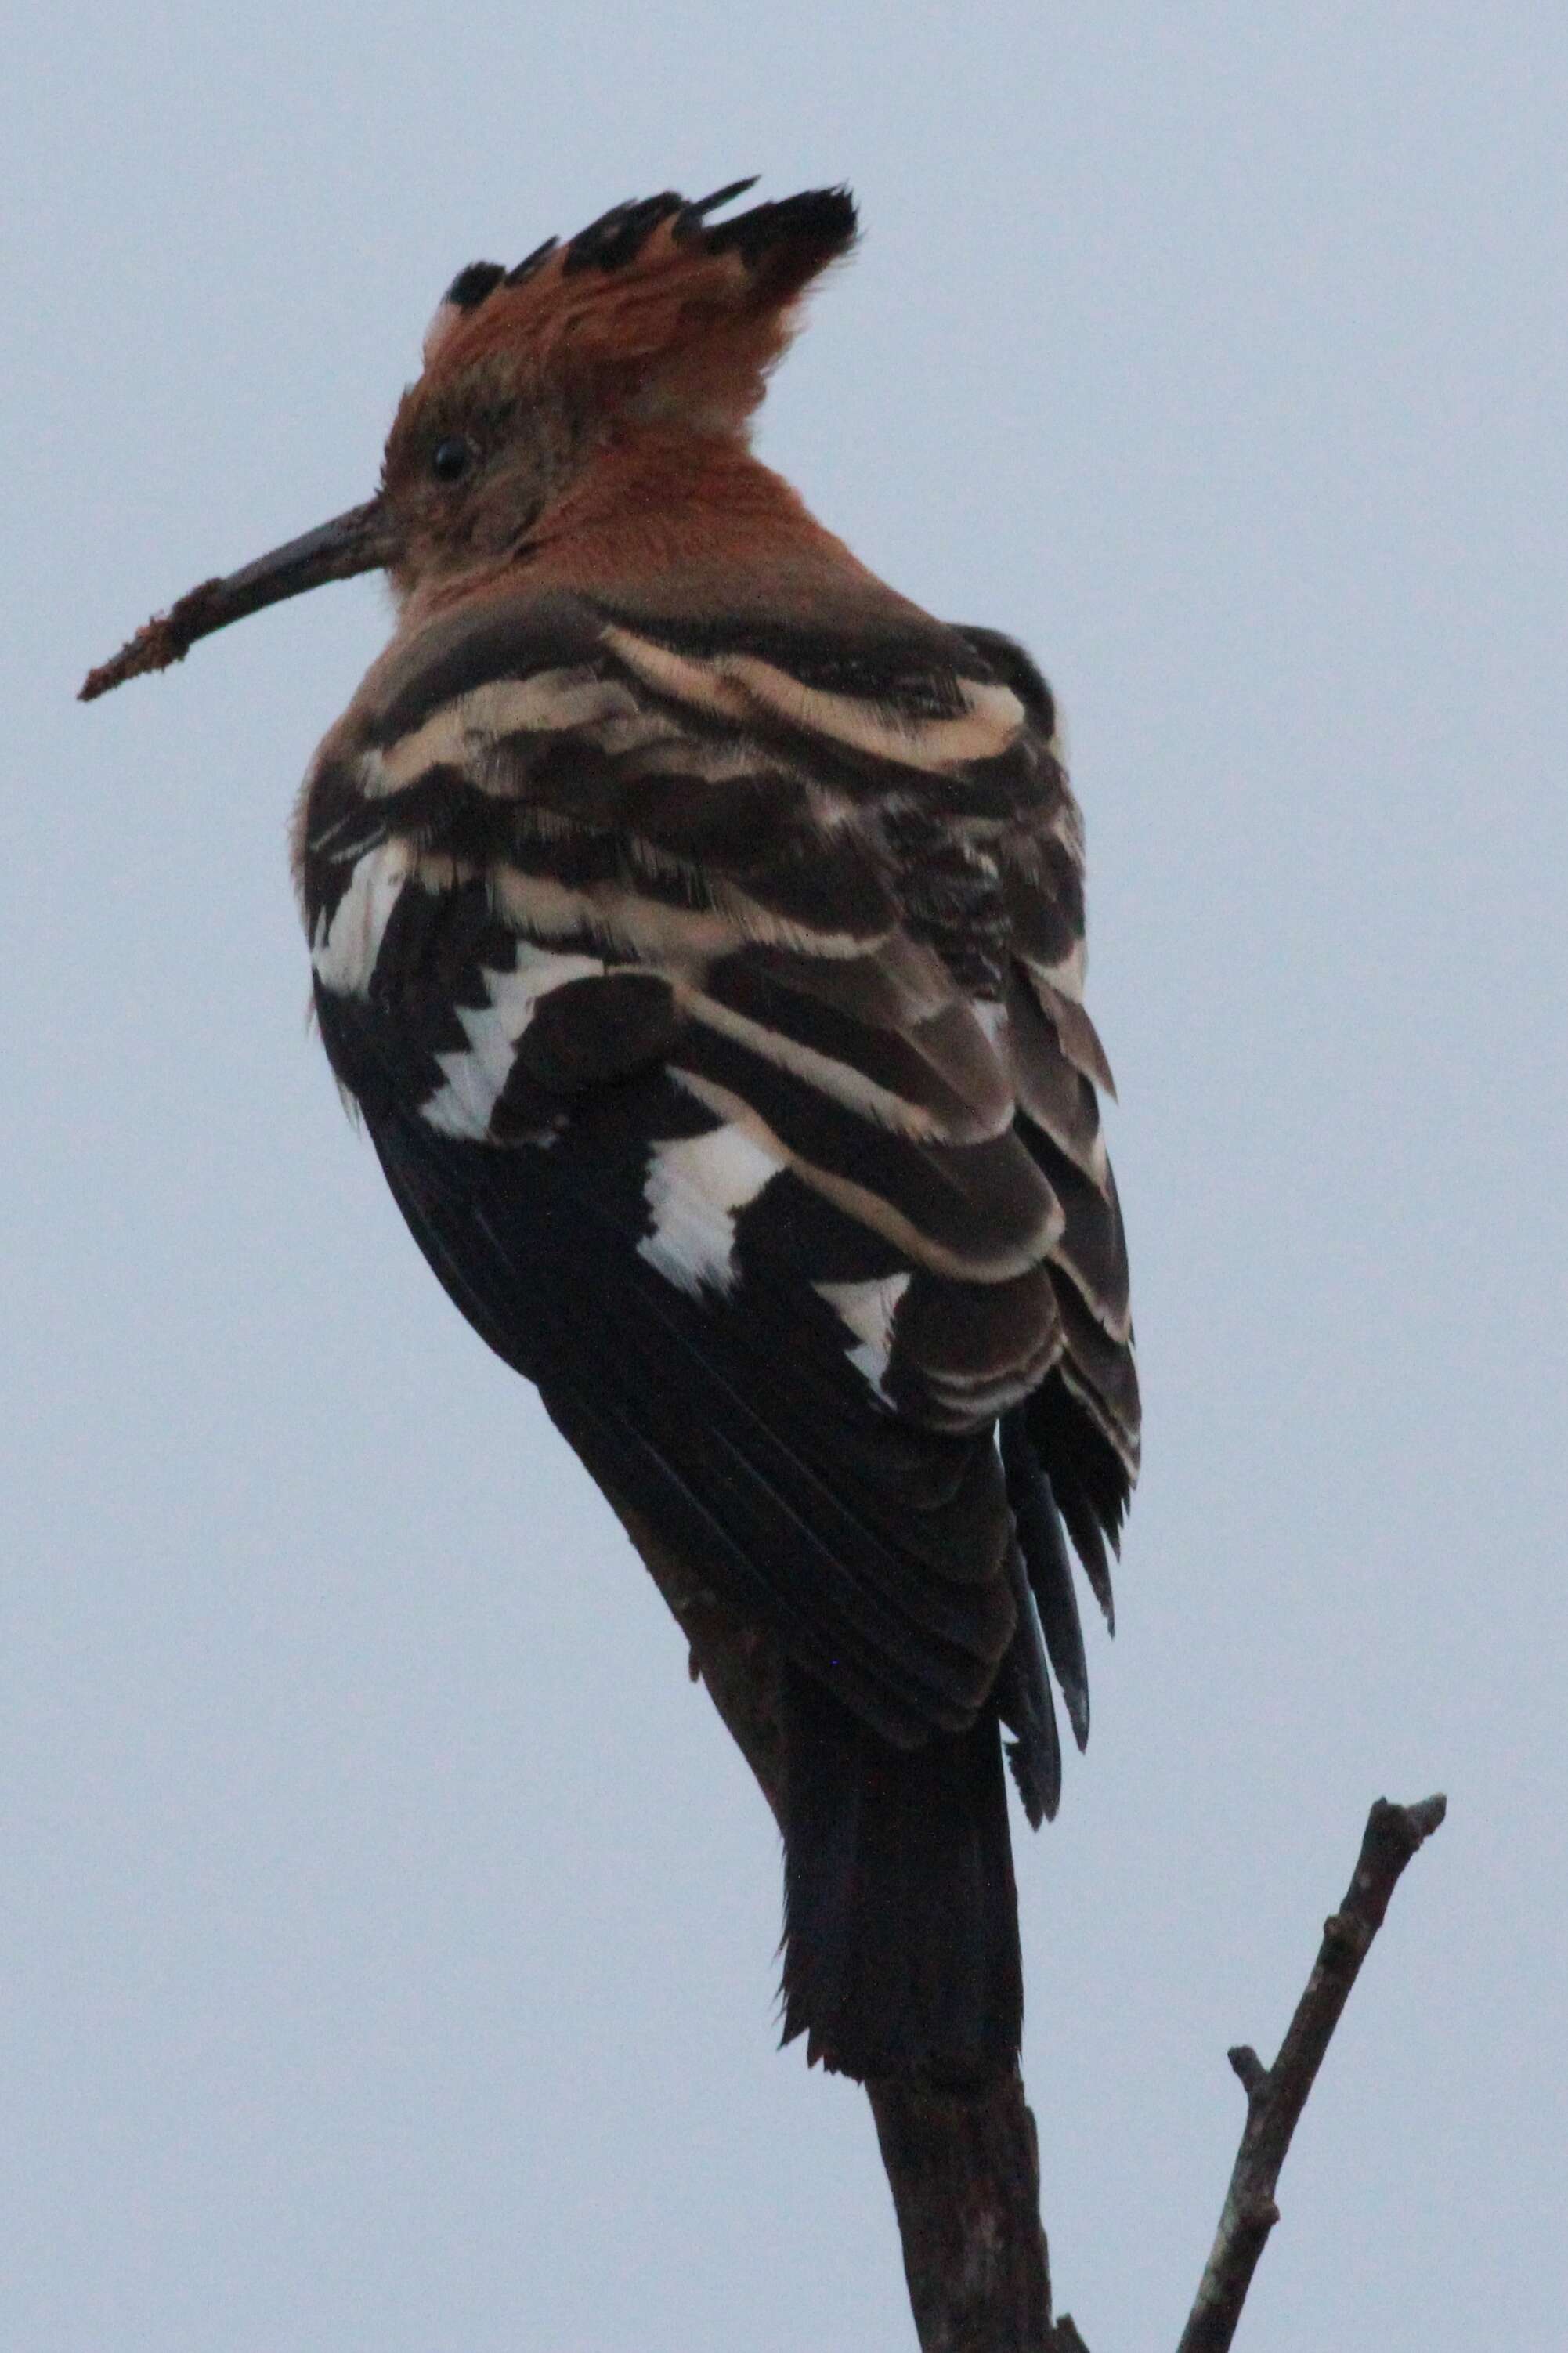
[414,183,857,439]
[78,183,868,693]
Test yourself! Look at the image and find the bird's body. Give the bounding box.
[86,184,1138,2084]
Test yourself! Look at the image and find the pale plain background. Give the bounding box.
[5,5,1565,2347]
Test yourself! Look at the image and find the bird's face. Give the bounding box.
[78,185,860,703]
[78,323,605,699]
[375,351,591,607]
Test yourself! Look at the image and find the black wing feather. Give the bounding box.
[303,591,1136,1767]
[345,1059,1015,1748]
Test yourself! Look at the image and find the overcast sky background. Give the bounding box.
[5,6,1565,2348]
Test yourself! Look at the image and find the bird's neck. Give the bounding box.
[403,425,926,635]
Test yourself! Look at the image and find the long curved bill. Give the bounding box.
[79,497,396,702]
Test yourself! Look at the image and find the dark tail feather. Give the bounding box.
[779,1663,1022,2084]
[1002,1408,1091,1751]
[996,1535,1062,1829]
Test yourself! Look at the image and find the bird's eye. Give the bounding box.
[431,436,474,483]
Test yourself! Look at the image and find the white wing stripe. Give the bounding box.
[638,1124,782,1296]
[310,840,415,997]
[420,945,604,1140]
[815,1274,911,1403]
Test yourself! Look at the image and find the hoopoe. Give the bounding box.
[83,183,1139,2084]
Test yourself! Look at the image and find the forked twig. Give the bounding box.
[607,1492,1447,2352]
[1176,1793,1447,2353]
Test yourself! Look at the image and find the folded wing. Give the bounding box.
[300,587,1139,1773]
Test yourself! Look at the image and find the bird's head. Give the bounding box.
[81,181,858,699]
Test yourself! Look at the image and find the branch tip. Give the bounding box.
[1176,1790,1447,2353]
[1388,1791,1447,1843]
[1227,2044,1268,2099]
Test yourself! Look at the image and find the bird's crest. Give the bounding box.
[414,181,858,436]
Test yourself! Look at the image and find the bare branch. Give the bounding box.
[868,2071,1056,2353]
[613,1487,1445,2351]
[1176,1793,1448,2353]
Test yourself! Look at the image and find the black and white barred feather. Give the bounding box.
[298,580,1138,2077]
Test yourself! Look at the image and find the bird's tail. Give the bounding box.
[779,1662,1022,2084]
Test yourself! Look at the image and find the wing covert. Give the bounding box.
[301,587,1138,1754]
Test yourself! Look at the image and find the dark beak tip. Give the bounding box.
[79,603,208,702]
[78,497,389,704]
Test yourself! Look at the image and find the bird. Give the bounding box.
[81,181,1139,2086]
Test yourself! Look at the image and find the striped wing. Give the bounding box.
[299,588,1138,1779]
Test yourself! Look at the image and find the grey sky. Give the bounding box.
[7,5,1565,2346]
